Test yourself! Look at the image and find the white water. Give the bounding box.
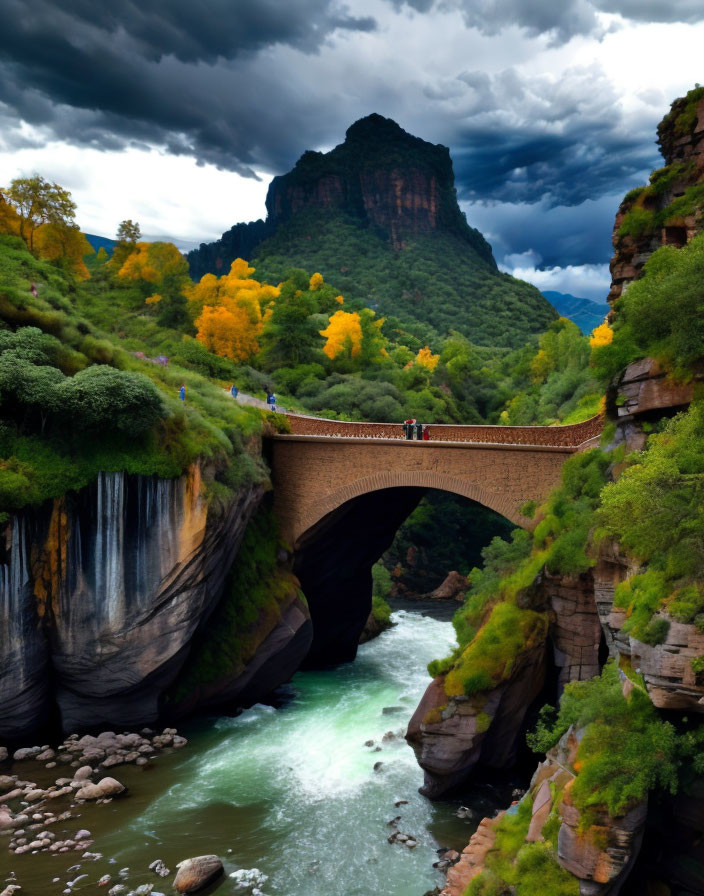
[104,611,461,895]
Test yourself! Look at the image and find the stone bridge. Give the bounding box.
[269,415,602,547]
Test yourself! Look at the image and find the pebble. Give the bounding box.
[149,859,169,878]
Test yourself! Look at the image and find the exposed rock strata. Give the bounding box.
[406,636,547,798]
[608,92,704,306]
[0,468,266,738]
[594,542,704,713]
[608,358,697,452]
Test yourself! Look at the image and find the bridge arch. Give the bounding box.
[297,470,529,546]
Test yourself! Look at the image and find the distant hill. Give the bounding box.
[188,115,557,349]
[84,233,117,256]
[542,291,609,334]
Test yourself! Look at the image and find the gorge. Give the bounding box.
[2,86,704,896]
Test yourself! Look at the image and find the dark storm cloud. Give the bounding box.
[464,193,626,268]
[396,0,704,41]
[435,66,662,207]
[0,0,376,176]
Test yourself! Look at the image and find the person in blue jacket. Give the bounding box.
[179,383,186,402]
[230,384,239,398]
[265,386,277,412]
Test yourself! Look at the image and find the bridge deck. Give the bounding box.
[278,413,603,450]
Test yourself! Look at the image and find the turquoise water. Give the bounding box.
[3,610,488,895]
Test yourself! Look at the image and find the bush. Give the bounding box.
[527,663,679,817]
[61,365,165,435]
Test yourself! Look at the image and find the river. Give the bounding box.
[2,610,510,895]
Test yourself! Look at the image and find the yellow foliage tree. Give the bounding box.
[415,345,439,371]
[0,192,21,237]
[590,322,613,348]
[118,241,189,288]
[189,259,280,363]
[195,304,262,362]
[34,223,92,280]
[320,310,363,360]
[309,272,324,290]
[335,295,344,305]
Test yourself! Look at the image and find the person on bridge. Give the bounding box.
[422,424,430,440]
[403,418,416,440]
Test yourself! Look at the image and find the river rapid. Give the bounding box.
[2,610,509,896]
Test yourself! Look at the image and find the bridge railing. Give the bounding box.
[282,414,603,448]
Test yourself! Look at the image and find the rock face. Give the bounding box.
[406,635,547,799]
[189,114,495,280]
[594,542,704,714]
[425,570,469,601]
[407,568,603,798]
[170,588,313,716]
[0,466,266,738]
[265,115,493,254]
[607,357,697,452]
[608,89,704,306]
[545,569,603,692]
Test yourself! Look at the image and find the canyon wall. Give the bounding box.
[0,468,266,738]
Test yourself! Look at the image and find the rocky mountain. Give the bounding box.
[609,85,704,305]
[188,114,557,348]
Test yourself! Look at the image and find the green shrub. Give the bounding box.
[592,234,704,382]
[528,663,679,817]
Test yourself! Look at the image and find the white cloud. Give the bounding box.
[0,138,269,242]
[501,261,612,300]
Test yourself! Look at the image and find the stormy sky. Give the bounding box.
[1,0,703,298]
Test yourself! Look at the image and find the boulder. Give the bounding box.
[173,855,224,893]
[76,777,126,800]
[425,570,469,601]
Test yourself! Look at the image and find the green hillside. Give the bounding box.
[188,115,557,349]
[252,209,554,349]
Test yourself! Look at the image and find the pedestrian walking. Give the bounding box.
[179,383,186,402]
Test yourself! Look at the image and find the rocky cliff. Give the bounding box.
[263,114,494,256]
[608,87,704,306]
[0,467,278,738]
[406,569,601,798]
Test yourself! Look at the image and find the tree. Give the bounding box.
[118,241,192,327]
[60,366,165,435]
[116,219,141,244]
[415,345,440,372]
[0,190,21,237]
[320,310,363,360]
[111,219,142,269]
[34,223,93,279]
[3,176,76,253]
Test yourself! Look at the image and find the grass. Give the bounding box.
[464,797,579,896]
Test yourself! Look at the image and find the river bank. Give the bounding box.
[0,610,518,896]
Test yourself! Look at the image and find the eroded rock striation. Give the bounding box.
[608,88,704,306]
[0,466,266,738]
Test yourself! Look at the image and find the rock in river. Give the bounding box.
[173,855,224,893]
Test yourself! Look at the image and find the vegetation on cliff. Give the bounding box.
[593,233,704,384]
[598,399,704,645]
[464,796,578,896]
[167,507,304,705]
[528,664,681,817]
[0,230,268,515]
[428,447,611,692]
